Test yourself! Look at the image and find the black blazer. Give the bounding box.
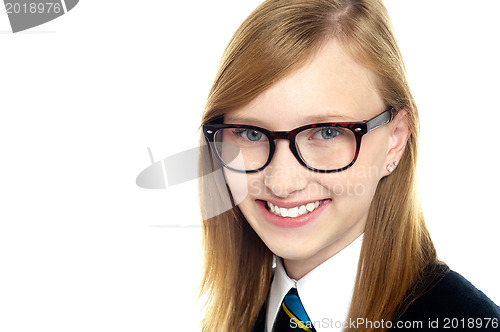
[252,265,500,331]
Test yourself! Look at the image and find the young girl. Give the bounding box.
[198,1,500,331]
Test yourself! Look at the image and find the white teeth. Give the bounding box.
[269,203,275,213]
[267,200,323,218]
[306,203,315,212]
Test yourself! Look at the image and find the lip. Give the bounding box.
[256,199,331,229]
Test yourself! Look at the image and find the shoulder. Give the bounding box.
[393,265,500,330]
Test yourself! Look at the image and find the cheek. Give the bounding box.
[224,170,263,205]
[311,135,389,197]
[320,142,388,219]
[315,165,381,201]
[314,173,380,241]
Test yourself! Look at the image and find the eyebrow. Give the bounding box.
[301,113,355,123]
[224,113,355,126]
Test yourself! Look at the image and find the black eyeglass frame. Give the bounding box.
[203,107,397,173]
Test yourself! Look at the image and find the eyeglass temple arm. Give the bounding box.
[366,108,395,132]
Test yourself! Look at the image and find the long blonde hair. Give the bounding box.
[198,1,437,331]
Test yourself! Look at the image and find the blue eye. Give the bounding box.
[317,128,340,140]
[232,129,265,142]
[245,130,263,141]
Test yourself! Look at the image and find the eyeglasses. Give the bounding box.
[203,107,396,173]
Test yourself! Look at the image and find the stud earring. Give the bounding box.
[387,161,398,173]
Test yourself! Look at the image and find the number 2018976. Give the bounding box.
[5,2,62,14]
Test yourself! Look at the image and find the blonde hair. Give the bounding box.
[198,1,437,331]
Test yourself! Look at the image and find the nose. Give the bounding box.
[263,140,308,197]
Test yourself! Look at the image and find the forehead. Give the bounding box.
[225,39,385,129]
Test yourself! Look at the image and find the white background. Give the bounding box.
[0,1,498,331]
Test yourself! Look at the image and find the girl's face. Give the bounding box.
[224,40,408,278]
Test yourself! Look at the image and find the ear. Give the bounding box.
[383,109,411,176]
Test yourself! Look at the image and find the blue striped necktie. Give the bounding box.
[273,287,317,332]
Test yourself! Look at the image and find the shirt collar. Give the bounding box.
[266,234,363,332]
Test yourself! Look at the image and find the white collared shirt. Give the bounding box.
[266,234,363,332]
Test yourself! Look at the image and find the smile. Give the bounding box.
[267,200,323,218]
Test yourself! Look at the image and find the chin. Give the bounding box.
[270,245,317,261]
[260,231,327,261]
